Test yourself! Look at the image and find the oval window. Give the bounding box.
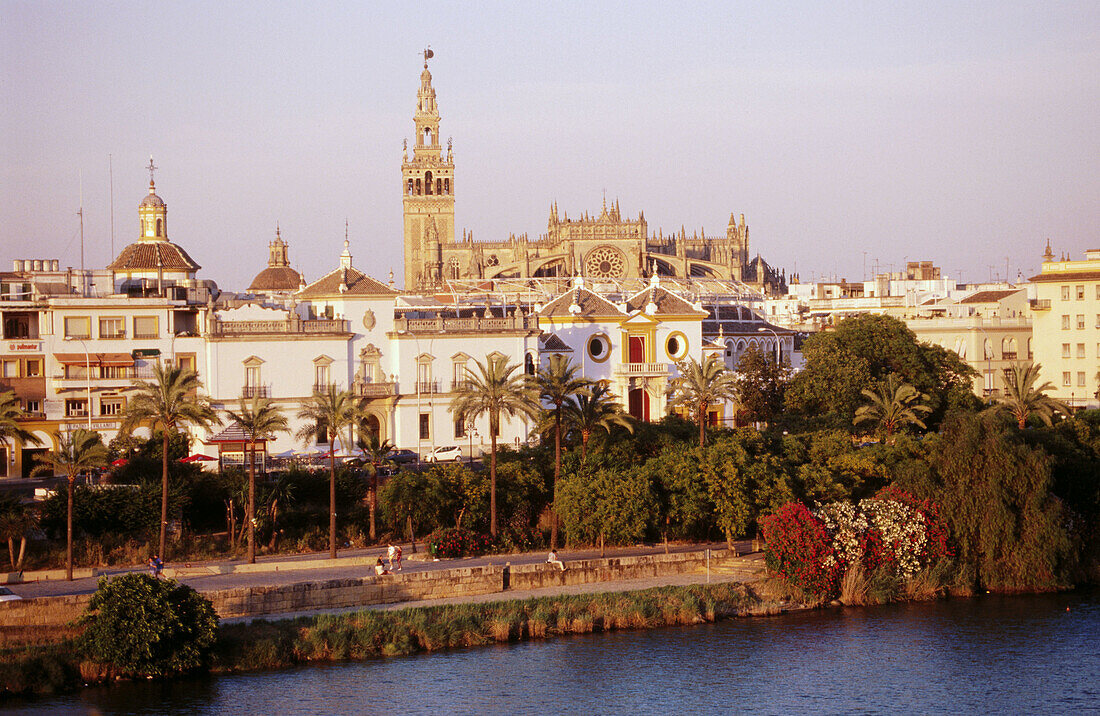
[587,335,608,361]
[666,333,687,359]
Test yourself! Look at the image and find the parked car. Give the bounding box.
[386,449,419,465]
[426,445,462,463]
[0,587,21,602]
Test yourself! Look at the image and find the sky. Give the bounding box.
[1,1,1097,291]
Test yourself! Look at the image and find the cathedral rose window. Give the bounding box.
[585,246,626,279]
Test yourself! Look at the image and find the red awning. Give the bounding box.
[53,353,135,367]
[180,454,217,463]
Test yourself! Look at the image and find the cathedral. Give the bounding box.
[401,54,786,296]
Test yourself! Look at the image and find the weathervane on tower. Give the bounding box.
[147,156,158,186]
[423,46,433,68]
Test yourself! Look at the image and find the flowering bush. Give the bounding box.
[763,490,951,599]
[759,503,841,598]
[426,527,492,559]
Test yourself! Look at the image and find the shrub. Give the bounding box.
[77,573,218,677]
[759,502,840,598]
[426,527,492,558]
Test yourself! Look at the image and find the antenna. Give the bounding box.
[78,170,86,297]
[109,153,115,259]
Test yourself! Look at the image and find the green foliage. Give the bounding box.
[783,430,892,503]
[40,483,160,539]
[78,573,218,677]
[786,314,975,426]
[667,354,739,446]
[733,345,791,424]
[895,412,1076,592]
[853,374,933,436]
[556,465,656,546]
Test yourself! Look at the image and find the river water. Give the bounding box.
[8,590,1098,714]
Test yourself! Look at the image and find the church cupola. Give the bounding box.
[138,156,168,241]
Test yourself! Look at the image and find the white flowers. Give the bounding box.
[815,496,932,579]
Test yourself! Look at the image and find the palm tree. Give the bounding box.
[853,374,933,437]
[31,429,108,580]
[0,492,35,572]
[0,390,40,468]
[356,428,394,541]
[225,396,289,563]
[989,362,1070,429]
[450,355,538,537]
[121,362,219,560]
[666,355,739,447]
[263,472,296,550]
[564,380,633,459]
[535,354,589,548]
[296,384,361,558]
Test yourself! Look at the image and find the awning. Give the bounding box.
[205,422,268,444]
[53,352,135,367]
[180,454,217,463]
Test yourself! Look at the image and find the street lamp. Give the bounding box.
[64,335,92,429]
[756,326,781,365]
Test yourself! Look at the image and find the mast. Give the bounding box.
[78,170,85,297]
[109,153,115,259]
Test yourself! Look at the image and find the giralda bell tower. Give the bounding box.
[402,48,455,289]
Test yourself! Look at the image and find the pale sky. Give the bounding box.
[2,1,1097,290]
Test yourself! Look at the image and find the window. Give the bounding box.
[1077,285,1085,300]
[587,334,610,362]
[133,316,158,339]
[176,354,196,374]
[1062,315,1071,330]
[101,365,128,379]
[314,363,330,391]
[1063,372,1072,387]
[65,398,88,417]
[65,363,93,380]
[1096,285,1100,300]
[63,316,90,339]
[1062,286,1071,301]
[23,399,40,414]
[100,397,124,416]
[1077,343,1086,359]
[25,358,41,377]
[1062,343,1072,359]
[1078,315,1086,330]
[99,317,125,339]
[419,413,430,440]
[454,419,466,439]
[1078,372,1086,387]
[452,359,468,390]
[666,332,688,360]
[1,360,16,378]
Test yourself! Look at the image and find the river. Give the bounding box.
[8,590,1098,714]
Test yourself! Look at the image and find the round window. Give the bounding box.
[587,335,609,362]
[666,332,687,359]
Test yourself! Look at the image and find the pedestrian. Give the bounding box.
[387,543,397,571]
[547,549,566,571]
[148,554,163,579]
[393,544,403,571]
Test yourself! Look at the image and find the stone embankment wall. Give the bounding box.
[0,548,757,628]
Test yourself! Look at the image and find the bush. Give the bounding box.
[77,573,219,677]
[426,527,492,558]
[759,502,840,599]
[39,483,159,540]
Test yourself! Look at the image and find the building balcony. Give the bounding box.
[614,362,670,377]
[242,385,270,399]
[211,317,350,337]
[353,381,396,398]
[415,380,440,394]
[1002,352,1018,361]
[393,315,537,335]
[1031,299,1051,311]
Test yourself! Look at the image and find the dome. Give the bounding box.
[248,265,303,293]
[140,192,165,208]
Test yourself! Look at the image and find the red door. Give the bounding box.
[628,336,645,364]
[628,388,650,422]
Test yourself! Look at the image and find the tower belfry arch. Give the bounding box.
[402,48,455,288]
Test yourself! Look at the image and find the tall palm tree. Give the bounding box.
[0,389,41,469]
[564,380,633,459]
[121,362,219,560]
[667,355,739,447]
[535,354,589,548]
[450,355,538,536]
[296,384,361,558]
[0,492,35,572]
[989,362,1070,429]
[853,374,933,436]
[356,428,394,541]
[225,396,289,563]
[32,429,108,581]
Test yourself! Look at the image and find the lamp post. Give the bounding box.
[756,326,781,365]
[64,335,92,429]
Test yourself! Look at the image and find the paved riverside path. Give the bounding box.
[7,541,751,600]
[223,551,766,624]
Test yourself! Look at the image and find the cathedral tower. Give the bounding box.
[402,49,455,288]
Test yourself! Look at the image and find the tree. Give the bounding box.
[121,363,219,560]
[853,374,933,437]
[450,355,538,536]
[535,354,589,549]
[786,314,975,424]
[0,389,40,465]
[356,428,394,541]
[733,345,791,425]
[989,362,1070,429]
[564,380,632,459]
[78,573,218,677]
[667,354,739,447]
[224,396,289,563]
[296,384,361,558]
[0,492,35,571]
[31,429,108,580]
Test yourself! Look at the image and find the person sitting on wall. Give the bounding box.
[547,550,566,571]
[375,557,390,576]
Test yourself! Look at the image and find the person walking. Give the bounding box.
[148,554,164,579]
[387,543,397,571]
[393,544,403,571]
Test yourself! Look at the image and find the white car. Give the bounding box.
[0,587,21,602]
[426,445,463,463]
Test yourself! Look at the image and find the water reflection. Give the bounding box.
[8,591,1097,715]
